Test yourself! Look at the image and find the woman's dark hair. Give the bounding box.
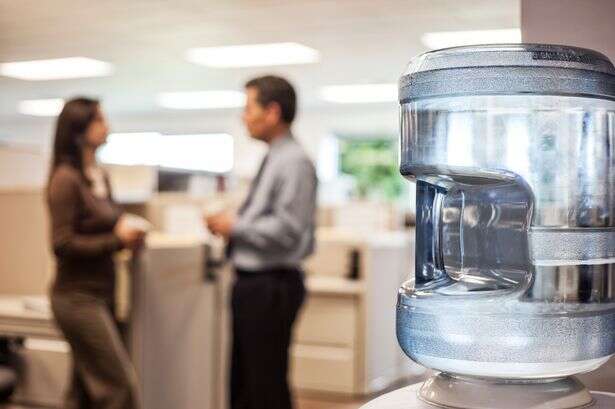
[48,97,100,182]
[245,75,297,124]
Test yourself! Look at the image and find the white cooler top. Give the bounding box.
[360,383,615,409]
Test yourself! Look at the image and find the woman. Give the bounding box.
[47,97,144,409]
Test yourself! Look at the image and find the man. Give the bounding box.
[206,75,317,409]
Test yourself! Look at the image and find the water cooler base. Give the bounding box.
[360,382,615,409]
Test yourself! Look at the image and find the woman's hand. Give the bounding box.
[114,216,147,250]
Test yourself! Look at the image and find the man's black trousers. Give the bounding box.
[230,267,306,409]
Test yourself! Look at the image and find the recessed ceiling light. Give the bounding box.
[320,84,397,104]
[0,57,114,81]
[17,98,65,116]
[185,42,320,68]
[156,91,246,110]
[421,29,522,50]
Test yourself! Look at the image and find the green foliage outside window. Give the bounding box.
[339,138,405,201]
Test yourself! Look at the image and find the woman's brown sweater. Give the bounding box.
[47,163,124,297]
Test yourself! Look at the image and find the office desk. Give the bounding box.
[0,296,67,407]
[0,233,224,409]
[293,228,426,397]
[0,297,58,340]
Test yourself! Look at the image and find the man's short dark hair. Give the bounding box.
[245,75,297,124]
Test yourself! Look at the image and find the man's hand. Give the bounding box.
[205,211,236,239]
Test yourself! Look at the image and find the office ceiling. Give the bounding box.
[0,0,519,122]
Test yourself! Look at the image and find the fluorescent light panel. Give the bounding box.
[18,98,65,117]
[0,57,114,81]
[186,42,320,68]
[157,91,246,110]
[421,28,521,50]
[98,132,234,173]
[320,84,397,104]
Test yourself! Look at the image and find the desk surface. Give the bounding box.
[0,274,364,340]
[316,228,413,249]
[360,383,615,409]
[0,296,59,339]
[305,276,365,296]
[0,297,50,319]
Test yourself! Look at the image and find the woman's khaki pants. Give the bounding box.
[51,291,142,409]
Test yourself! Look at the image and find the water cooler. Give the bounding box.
[363,44,615,408]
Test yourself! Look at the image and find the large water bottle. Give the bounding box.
[397,44,615,409]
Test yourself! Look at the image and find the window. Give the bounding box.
[338,137,405,201]
[98,132,234,173]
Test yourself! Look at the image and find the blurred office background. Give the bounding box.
[0,1,614,408]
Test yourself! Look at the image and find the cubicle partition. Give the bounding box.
[0,189,225,408]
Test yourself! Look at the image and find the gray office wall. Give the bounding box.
[522,0,615,61]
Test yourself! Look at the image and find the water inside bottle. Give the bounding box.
[415,174,533,294]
